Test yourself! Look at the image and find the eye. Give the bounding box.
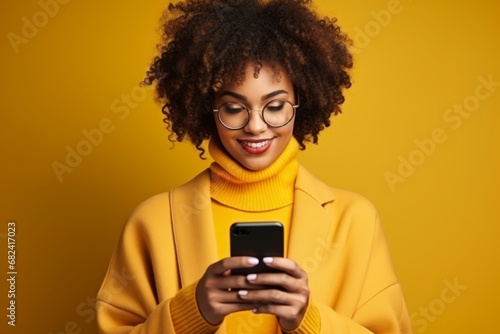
[223,103,246,114]
[265,101,286,112]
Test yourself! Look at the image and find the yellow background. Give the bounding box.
[1,0,498,333]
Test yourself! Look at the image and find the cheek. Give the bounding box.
[214,122,236,148]
[277,121,295,139]
[214,121,227,139]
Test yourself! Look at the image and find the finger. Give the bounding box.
[213,302,261,317]
[237,288,296,305]
[210,274,249,290]
[238,283,308,308]
[254,303,295,316]
[245,271,309,294]
[262,257,307,279]
[208,257,259,276]
[209,274,268,291]
[253,304,304,330]
[245,272,296,292]
[212,289,259,304]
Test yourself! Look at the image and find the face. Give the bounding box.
[213,64,296,171]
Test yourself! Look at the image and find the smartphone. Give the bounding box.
[230,221,284,276]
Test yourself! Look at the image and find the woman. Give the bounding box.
[96,0,412,333]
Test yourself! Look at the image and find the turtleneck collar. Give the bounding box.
[209,136,299,211]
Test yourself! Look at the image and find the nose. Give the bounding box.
[243,110,267,134]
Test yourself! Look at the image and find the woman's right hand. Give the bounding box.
[195,257,263,325]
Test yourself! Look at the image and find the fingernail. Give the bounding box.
[238,290,248,296]
[248,257,259,265]
[246,274,257,281]
[263,257,273,263]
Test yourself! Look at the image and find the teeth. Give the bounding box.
[243,140,269,148]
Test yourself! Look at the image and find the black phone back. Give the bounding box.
[230,221,284,275]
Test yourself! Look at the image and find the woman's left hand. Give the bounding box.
[236,257,310,331]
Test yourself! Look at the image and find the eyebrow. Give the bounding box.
[218,90,289,102]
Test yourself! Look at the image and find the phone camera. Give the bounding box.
[234,227,250,236]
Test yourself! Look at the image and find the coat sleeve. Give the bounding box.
[348,213,412,333]
[95,193,219,334]
[312,192,412,333]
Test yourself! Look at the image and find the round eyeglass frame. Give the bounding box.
[212,96,300,130]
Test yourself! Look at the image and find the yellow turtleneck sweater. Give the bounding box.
[170,137,321,333]
[209,135,300,258]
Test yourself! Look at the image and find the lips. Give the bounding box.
[238,138,273,154]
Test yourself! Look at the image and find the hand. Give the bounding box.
[236,257,310,331]
[196,256,268,325]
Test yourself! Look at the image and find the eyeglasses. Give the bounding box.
[213,97,299,130]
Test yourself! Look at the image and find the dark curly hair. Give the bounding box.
[143,0,353,157]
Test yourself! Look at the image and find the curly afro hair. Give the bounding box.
[143,0,353,157]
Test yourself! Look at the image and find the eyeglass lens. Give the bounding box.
[218,99,295,129]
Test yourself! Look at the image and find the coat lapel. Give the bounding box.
[169,169,219,287]
[288,166,336,276]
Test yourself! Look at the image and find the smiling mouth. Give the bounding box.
[241,140,270,148]
[238,139,274,154]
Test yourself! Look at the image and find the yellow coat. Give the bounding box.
[97,166,412,333]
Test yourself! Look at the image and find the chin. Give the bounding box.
[239,155,275,171]
[242,162,269,171]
